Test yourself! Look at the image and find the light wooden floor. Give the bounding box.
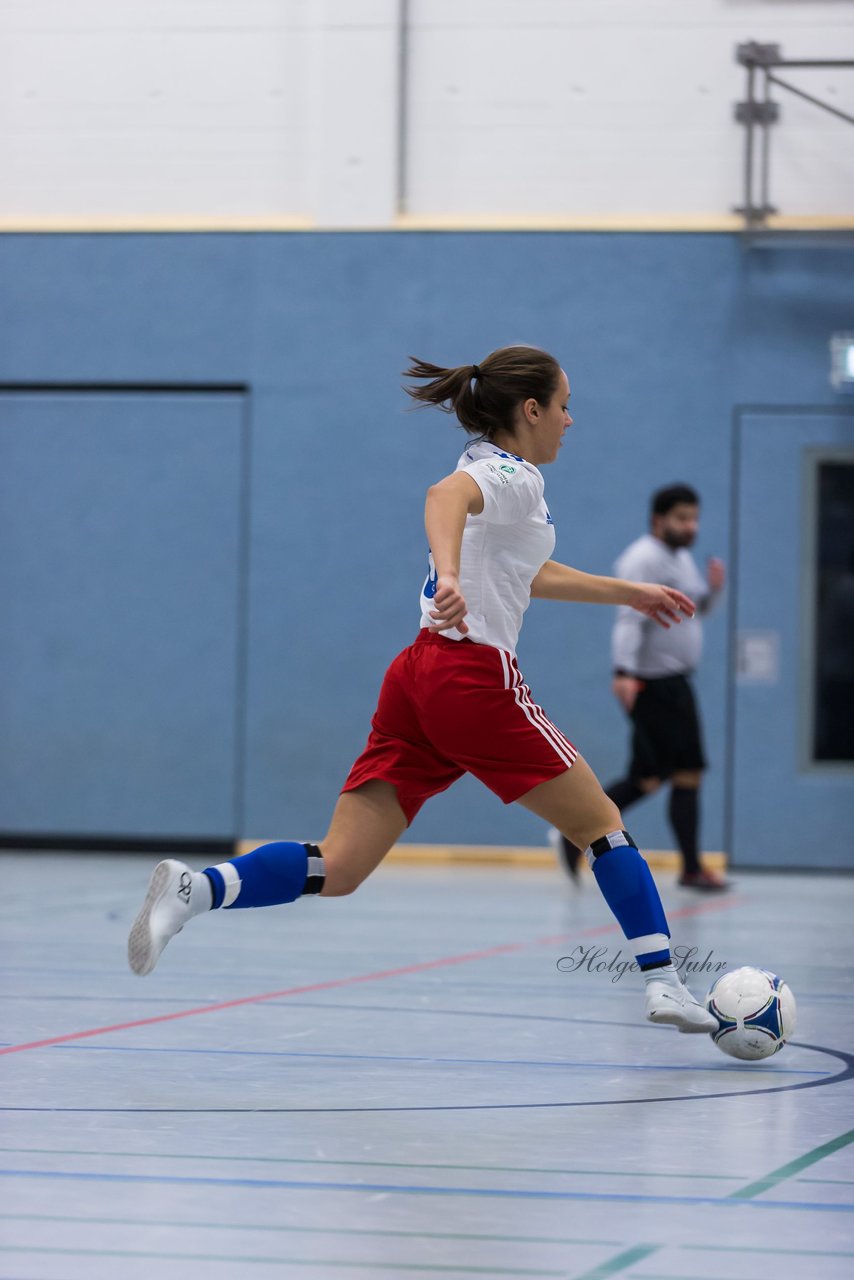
[1,852,852,1280]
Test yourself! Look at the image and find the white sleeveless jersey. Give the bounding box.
[419,440,556,656]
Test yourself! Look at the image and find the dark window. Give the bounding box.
[813,460,854,761]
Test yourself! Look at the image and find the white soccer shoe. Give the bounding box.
[645,971,719,1034]
[128,859,201,976]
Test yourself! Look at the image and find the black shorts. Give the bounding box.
[627,673,706,780]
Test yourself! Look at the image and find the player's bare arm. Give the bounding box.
[530,560,694,628]
[423,472,484,633]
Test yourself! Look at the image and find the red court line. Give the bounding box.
[0,895,748,1057]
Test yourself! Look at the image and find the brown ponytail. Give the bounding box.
[403,345,561,439]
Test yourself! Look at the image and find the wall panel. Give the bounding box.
[0,387,246,839]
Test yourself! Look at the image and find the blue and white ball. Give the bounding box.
[705,966,797,1060]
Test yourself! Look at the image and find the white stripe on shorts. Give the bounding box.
[503,652,577,770]
[512,660,578,765]
[498,647,512,691]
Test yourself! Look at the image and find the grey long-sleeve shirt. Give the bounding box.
[611,534,718,678]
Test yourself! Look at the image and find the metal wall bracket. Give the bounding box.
[737,43,781,69]
[735,101,779,126]
[734,42,854,234]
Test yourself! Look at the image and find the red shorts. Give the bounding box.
[342,630,577,825]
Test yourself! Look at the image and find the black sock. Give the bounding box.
[557,833,582,875]
[669,786,700,875]
[604,777,645,811]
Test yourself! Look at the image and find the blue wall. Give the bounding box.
[1,232,852,851]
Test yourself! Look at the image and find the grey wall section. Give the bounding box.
[0,233,852,856]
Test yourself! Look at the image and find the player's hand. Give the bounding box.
[612,675,643,712]
[428,573,469,634]
[629,583,695,628]
[707,557,726,592]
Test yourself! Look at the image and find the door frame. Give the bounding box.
[724,404,854,863]
[801,444,854,778]
[0,380,252,853]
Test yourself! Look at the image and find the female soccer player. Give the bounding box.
[128,345,716,1033]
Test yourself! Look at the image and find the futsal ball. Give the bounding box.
[705,966,797,1060]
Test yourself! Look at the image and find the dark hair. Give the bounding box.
[651,484,700,518]
[403,345,562,439]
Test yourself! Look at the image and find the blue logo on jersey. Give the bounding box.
[423,563,438,598]
[545,506,554,526]
[465,446,524,463]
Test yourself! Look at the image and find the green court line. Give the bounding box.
[0,1215,619,1248]
[3,1128,851,1279]
[0,1146,743,1181]
[684,1243,854,1258]
[0,1246,562,1274]
[571,1244,660,1279]
[2,1215,852,1263]
[570,1125,854,1279]
[798,1176,854,1185]
[729,1127,854,1200]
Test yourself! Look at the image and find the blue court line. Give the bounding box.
[0,993,211,1005]
[3,1212,854,1258]
[0,989,823,1052]
[0,1168,851,1212]
[3,982,854,1004]
[0,1247,568,1277]
[4,1040,850,1113]
[277,1001,654,1027]
[0,988,629,1004]
[39,1042,827,1075]
[0,1000,646,1028]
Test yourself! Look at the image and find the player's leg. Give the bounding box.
[128,640,449,976]
[552,690,661,881]
[551,774,660,880]
[319,781,408,896]
[662,678,729,890]
[670,768,702,876]
[518,758,716,1032]
[608,774,659,806]
[670,769,727,889]
[603,686,664,813]
[128,781,406,976]
[605,687,663,812]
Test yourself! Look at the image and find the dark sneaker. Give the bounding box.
[678,869,730,891]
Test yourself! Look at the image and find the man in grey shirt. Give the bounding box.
[553,484,728,889]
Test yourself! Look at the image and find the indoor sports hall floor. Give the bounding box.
[1,851,853,1280]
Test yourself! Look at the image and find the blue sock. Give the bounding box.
[203,841,325,910]
[588,830,671,968]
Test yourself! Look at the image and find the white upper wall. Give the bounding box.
[0,0,401,226]
[0,0,851,227]
[0,1,316,222]
[406,0,854,222]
